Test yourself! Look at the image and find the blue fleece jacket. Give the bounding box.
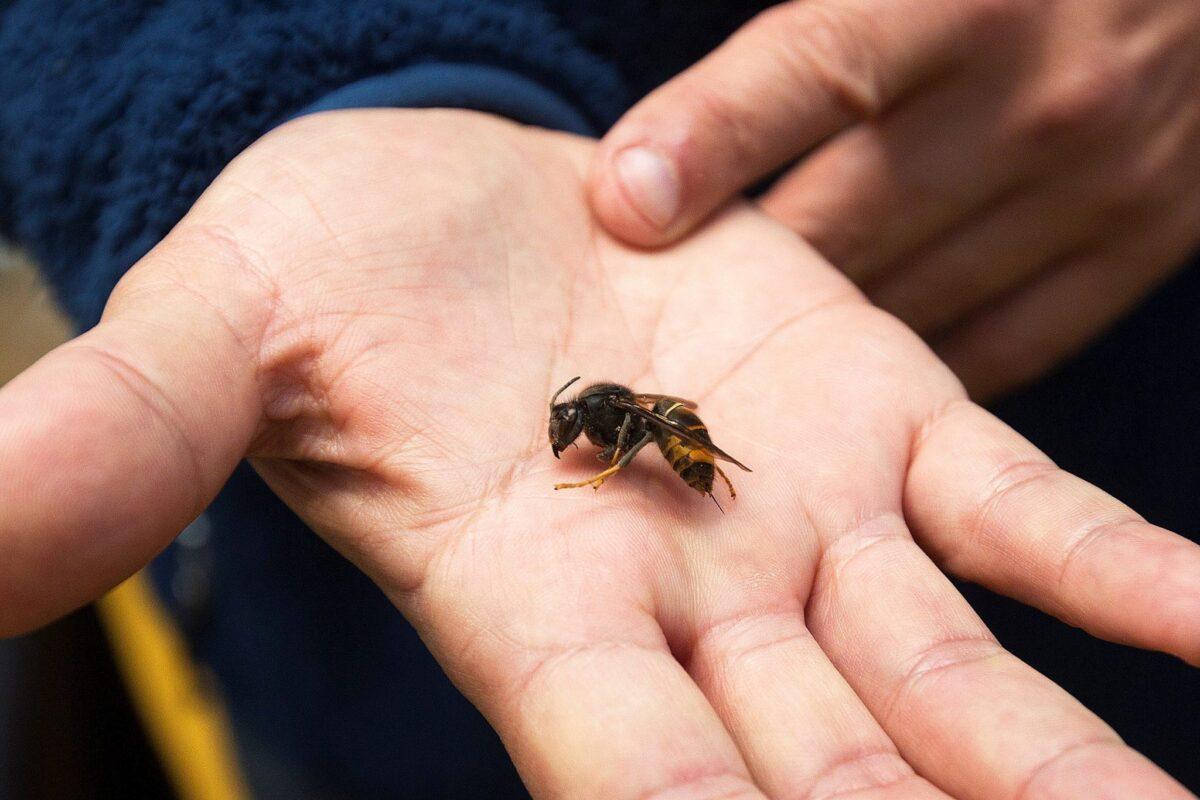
[0,2,771,797]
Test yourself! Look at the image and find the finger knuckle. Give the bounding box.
[689,606,810,672]
[1055,516,1142,595]
[639,771,762,800]
[1013,738,1124,800]
[804,748,914,800]
[753,0,884,119]
[808,513,909,619]
[1023,51,1135,143]
[677,78,765,164]
[508,639,660,711]
[963,458,1059,565]
[882,635,1002,726]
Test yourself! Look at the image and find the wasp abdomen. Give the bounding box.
[653,401,715,495]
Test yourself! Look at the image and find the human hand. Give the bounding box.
[590,0,1200,398]
[1,109,1197,798]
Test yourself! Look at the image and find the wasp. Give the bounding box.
[547,377,751,507]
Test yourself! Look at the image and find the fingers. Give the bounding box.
[686,601,952,799]
[907,401,1200,667]
[806,513,1194,800]
[760,8,1135,285]
[591,0,995,246]
[932,202,1199,399]
[865,182,1091,335]
[761,66,1051,283]
[0,228,265,635]
[464,622,764,799]
[406,523,766,800]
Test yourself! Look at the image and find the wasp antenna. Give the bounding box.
[550,376,582,408]
[709,493,725,514]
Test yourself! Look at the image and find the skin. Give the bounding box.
[0,110,1197,798]
[590,0,1200,399]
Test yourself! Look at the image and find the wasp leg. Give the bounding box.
[714,464,737,500]
[555,433,652,492]
[595,413,633,463]
[610,413,633,466]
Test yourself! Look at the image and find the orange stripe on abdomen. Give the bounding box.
[660,435,715,493]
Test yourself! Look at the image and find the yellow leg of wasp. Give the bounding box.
[554,463,623,491]
[554,433,653,493]
[554,444,624,491]
[714,464,737,500]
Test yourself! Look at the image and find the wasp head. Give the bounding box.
[549,402,586,458]
[548,376,584,458]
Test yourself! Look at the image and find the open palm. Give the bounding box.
[1,110,1196,799]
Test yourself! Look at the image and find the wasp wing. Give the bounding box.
[633,393,698,410]
[611,399,752,472]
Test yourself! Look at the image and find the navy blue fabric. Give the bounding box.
[294,63,596,135]
[0,0,634,329]
[1,1,1196,797]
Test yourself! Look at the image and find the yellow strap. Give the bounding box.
[96,573,251,800]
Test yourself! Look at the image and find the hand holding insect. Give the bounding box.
[591,0,1200,399]
[0,110,1195,799]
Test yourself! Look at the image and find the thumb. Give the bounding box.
[590,0,993,246]
[0,228,266,635]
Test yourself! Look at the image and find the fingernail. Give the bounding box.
[614,146,680,230]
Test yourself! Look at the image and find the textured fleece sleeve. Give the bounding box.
[0,1,627,328]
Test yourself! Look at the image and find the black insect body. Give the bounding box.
[547,377,751,503]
